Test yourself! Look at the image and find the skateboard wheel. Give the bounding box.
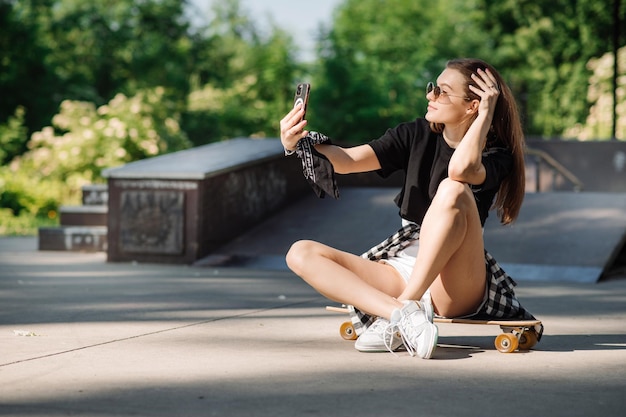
[339,321,357,340]
[518,330,538,350]
[495,333,518,353]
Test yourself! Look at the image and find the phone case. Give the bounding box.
[294,83,310,118]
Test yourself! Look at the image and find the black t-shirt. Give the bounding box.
[368,118,512,226]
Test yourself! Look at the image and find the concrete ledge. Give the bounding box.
[102,138,309,264]
[38,226,108,252]
[38,185,110,252]
[82,184,108,205]
[102,138,284,180]
[59,205,108,226]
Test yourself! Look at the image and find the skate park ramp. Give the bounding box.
[199,188,626,284]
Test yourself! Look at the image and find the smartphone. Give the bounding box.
[293,83,310,120]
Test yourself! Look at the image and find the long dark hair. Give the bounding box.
[430,58,525,224]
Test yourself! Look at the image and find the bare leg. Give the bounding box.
[286,240,406,318]
[398,178,487,318]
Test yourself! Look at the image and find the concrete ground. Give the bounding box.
[1,189,626,416]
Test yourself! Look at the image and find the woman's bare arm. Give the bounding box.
[448,68,499,185]
[314,143,381,174]
[280,104,381,174]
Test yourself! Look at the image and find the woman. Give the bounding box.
[279,58,532,359]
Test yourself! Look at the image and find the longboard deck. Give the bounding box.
[433,317,542,327]
[326,306,540,327]
[325,305,542,353]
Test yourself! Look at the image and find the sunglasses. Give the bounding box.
[426,82,470,101]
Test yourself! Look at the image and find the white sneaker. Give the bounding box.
[391,301,438,359]
[354,317,403,352]
[421,291,434,323]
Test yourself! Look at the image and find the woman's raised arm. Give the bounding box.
[280,104,381,174]
[314,143,381,174]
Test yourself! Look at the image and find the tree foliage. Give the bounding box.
[38,0,194,104]
[0,0,60,145]
[310,0,625,141]
[475,0,623,136]
[183,0,302,144]
[0,107,27,165]
[0,0,195,157]
[0,88,190,220]
[564,46,626,140]
[310,0,492,142]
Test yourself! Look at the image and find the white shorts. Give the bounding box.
[379,223,487,319]
[380,238,420,284]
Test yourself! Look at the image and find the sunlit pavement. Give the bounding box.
[1,188,625,416]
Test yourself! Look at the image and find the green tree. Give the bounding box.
[183,0,302,144]
[310,0,492,142]
[478,0,624,136]
[0,0,197,150]
[0,0,60,139]
[564,46,626,140]
[44,0,194,104]
[310,0,623,140]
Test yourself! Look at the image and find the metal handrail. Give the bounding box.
[525,147,584,192]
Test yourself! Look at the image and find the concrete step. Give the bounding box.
[59,205,108,226]
[38,226,107,252]
[82,184,108,206]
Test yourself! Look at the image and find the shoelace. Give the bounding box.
[397,317,417,357]
[381,322,399,353]
[397,312,432,357]
[364,319,397,352]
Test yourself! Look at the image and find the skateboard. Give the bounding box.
[326,306,542,353]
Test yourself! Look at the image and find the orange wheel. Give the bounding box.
[518,330,538,350]
[339,321,357,340]
[495,333,519,353]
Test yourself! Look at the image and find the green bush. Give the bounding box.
[0,171,59,215]
[0,208,57,236]
[0,107,28,165]
[0,88,191,235]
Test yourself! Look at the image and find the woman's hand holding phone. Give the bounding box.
[280,83,310,153]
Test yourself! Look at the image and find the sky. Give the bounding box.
[190,0,343,61]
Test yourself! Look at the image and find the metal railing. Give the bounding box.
[525,147,584,192]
